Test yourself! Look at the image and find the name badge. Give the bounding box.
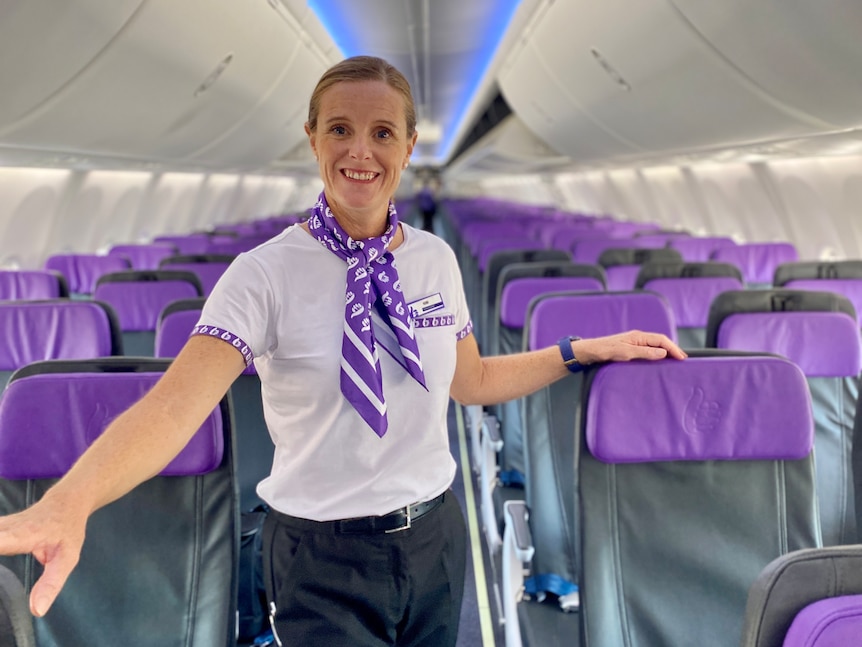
[407,292,445,318]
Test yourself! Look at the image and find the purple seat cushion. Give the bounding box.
[0,302,114,370]
[93,281,201,331]
[643,277,744,327]
[0,270,61,300]
[0,372,223,478]
[716,311,862,377]
[528,292,677,350]
[782,595,862,647]
[711,243,798,285]
[785,279,862,325]
[586,356,813,463]
[500,277,605,328]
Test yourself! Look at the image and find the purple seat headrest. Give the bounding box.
[0,302,114,370]
[643,277,744,327]
[159,262,230,297]
[500,277,605,328]
[785,279,862,325]
[155,310,202,358]
[782,595,862,647]
[571,239,632,265]
[0,372,223,479]
[93,281,201,331]
[44,255,130,294]
[152,235,210,255]
[604,265,643,292]
[716,311,862,377]
[528,292,677,350]
[107,244,177,270]
[477,242,545,272]
[156,310,256,375]
[0,270,61,300]
[669,237,736,262]
[586,356,813,463]
[711,243,798,285]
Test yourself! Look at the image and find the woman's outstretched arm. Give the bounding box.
[450,330,687,406]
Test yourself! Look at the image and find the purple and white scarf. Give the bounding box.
[308,193,426,436]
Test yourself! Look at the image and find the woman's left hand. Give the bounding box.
[573,330,688,365]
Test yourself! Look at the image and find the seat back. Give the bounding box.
[668,235,736,261]
[43,254,131,296]
[477,248,569,350]
[107,243,178,270]
[741,545,862,647]
[579,354,819,646]
[93,270,204,356]
[0,270,67,300]
[159,254,235,297]
[774,260,862,326]
[0,564,36,647]
[710,242,798,287]
[494,272,606,485]
[154,298,209,358]
[494,262,606,355]
[782,595,862,646]
[519,291,677,599]
[155,299,270,511]
[596,247,683,291]
[0,358,238,647]
[637,261,745,348]
[707,289,860,545]
[0,300,122,389]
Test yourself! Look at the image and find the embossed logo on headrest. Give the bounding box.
[683,387,722,435]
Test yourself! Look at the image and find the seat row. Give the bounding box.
[440,200,862,646]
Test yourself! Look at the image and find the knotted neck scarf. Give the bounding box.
[308,193,426,436]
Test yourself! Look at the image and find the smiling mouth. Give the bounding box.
[342,169,378,181]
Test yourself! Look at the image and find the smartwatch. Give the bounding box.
[558,335,584,373]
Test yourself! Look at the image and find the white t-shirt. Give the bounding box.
[195,222,472,521]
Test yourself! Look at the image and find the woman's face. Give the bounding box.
[306,80,416,234]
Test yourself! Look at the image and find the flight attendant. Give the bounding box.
[0,55,685,646]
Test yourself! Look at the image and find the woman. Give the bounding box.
[0,56,685,646]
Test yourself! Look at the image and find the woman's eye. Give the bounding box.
[376,129,391,139]
[331,125,347,135]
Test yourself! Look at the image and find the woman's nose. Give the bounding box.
[348,136,372,160]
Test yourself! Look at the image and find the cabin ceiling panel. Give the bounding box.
[671,0,862,129]
[0,0,146,131]
[185,42,328,169]
[499,0,845,167]
[0,0,328,169]
[498,41,642,161]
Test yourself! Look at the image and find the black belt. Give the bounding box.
[271,491,447,535]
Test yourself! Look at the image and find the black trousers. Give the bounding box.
[262,491,467,647]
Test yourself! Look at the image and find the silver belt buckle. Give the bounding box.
[384,505,412,533]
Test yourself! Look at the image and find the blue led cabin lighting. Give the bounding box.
[307,0,523,164]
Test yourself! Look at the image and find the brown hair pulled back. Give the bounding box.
[306,56,417,137]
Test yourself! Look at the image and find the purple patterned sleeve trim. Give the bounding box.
[191,325,254,366]
[456,319,474,341]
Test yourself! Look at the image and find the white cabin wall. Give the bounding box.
[478,154,862,261]
[0,167,306,269]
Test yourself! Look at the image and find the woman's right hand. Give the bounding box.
[0,491,88,617]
